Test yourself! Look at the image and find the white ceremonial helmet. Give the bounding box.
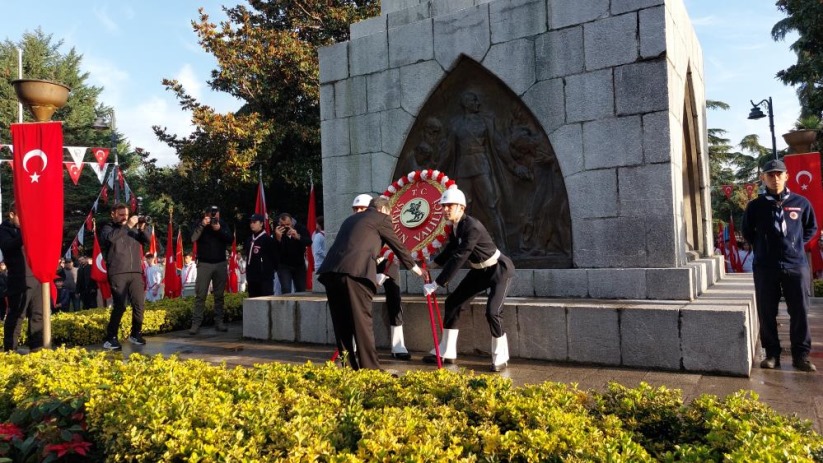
[352,193,373,208]
[439,188,466,207]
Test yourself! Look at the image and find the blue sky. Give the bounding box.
[3,1,802,166]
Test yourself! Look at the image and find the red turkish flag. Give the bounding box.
[71,239,79,259]
[65,162,84,185]
[721,184,733,200]
[148,228,157,256]
[91,230,111,300]
[10,122,64,284]
[175,229,184,271]
[85,213,94,231]
[164,218,180,298]
[784,152,823,271]
[745,183,756,199]
[255,177,270,234]
[100,185,108,205]
[129,195,137,213]
[92,147,109,168]
[305,181,316,290]
[227,233,238,293]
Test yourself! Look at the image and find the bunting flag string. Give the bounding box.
[65,146,87,167]
[88,162,109,184]
[65,162,84,185]
[92,147,109,168]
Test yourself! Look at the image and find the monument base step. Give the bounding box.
[243,275,756,376]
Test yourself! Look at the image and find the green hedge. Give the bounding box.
[0,350,820,462]
[2,293,246,347]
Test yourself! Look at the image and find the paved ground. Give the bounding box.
[98,300,823,432]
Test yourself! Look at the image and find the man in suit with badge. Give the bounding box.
[317,196,424,370]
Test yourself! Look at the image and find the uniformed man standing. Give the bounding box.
[422,188,515,372]
[245,214,278,297]
[742,159,817,372]
[317,197,423,370]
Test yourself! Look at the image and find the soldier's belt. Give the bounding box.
[470,249,501,269]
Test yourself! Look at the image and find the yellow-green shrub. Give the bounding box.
[0,349,820,462]
[1,293,245,348]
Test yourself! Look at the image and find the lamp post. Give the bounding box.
[747,97,778,160]
[92,109,120,202]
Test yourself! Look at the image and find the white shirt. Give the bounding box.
[312,230,326,270]
[145,264,164,302]
[181,262,197,285]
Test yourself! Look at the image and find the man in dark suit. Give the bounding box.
[317,196,423,370]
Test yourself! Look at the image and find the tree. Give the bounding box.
[772,0,823,118]
[0,29,144,256]
[154,0,378,218]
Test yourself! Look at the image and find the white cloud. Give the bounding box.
[92,6,119,34]
[120,96,192,167]
[175,63,203,100]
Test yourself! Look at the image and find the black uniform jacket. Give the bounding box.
[434,215,500,286]
[318,207,417,291]
[276,222,313,269]
[244,231,278,282]
[191,219,233,264]
[0,221,30,294]
[99,221,152,275]
[742,191,817,269]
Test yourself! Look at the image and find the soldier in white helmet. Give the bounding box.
[423,187,515,372]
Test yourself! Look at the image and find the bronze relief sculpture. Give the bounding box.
[393,57,572,267]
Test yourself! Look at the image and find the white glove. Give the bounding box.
[376,273,388,286]
[411,264,423,276]
[423,282,438,296]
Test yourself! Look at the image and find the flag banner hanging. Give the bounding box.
[91,229,111,300]
[10,122,64,284]
[129,194,137,212]
[721,184,733,200]
[123,180,131,202]
[85,213,94,231]
[92,147,109,168]
[228,233,238,293]
[175,229,183,272]
[65,146,87,167]
[149,228,157,256]
[88,162,108,184]
[164,217,180,298]
[745,183,756,199]
[77,227,84,245]
[255,177,270,234]
[71,239,79,259]
[65,162,84,185]
[784,152,823,271]
[100,185,108,205]
[305,181,316,290]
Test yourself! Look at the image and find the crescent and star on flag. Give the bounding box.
[22,149,48,183]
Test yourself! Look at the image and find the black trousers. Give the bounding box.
[320,272,379,370]
[384,277,403,326]
[106,273,145,339]
[3,276,43,351]
[277,264,306,293]
[247,277,274,298]
[753,265,812,359]
[442,255,514,338]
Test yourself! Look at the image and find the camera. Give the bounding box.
[208,206,219,219]
[137,216,152,224]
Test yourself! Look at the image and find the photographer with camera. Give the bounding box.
[190,205,233,334]
[274,212,312,293]
[100,203,153,350]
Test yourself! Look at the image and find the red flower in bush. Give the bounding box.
[44,434,92,458]
[0,422,23,441]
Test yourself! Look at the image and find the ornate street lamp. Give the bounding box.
[747,97,778,160]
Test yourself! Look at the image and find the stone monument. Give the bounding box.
[244,0,758,375]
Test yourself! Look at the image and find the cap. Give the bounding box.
[763,159,787,173]
[208,205,220,212]
[352,193,373,208]
[249,213,265,222]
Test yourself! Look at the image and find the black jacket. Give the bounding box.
[742,190,818,269]
[191,218,233,264]
[0,221,30,294]
[276,223,312,269]
[434,215,502,286]
[318,207,417,291]
[99,221,152,275]
[244,231,278,282]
